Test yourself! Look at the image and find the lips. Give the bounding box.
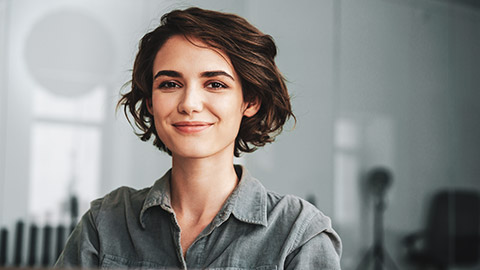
[172,121,213,133]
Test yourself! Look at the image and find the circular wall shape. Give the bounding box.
[24,9,114,97]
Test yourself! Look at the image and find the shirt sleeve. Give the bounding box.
[54,199,102,268]
[284,212,342,270]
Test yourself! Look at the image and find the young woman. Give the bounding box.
[56,7,341,269]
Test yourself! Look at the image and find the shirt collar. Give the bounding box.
[139,165,268,229]
[140,169,173,228]
[229,165,268,226]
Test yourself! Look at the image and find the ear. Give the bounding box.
[146,99,153,115]
[243,99,261,117]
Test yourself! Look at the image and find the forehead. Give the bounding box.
[152,35,235,75]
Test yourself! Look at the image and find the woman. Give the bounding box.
[56,7,341,269]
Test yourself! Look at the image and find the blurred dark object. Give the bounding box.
[0,194,78,267]
[448,0,480,10]
[0,221,69,267]
[55,225,66,259]
[41,224,52,267]
[0,228,8,266]
[70,195,78,233]
[356,167,399,270]
[27,223,38,267]
[404,190,480,269]
[368,167,392,198]
[306,194,317,207]
[13,221,24,266]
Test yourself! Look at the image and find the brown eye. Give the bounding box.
[159,81,181,89]
[207,81,227,89]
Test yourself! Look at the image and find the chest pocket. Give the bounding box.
[101,254,168,269]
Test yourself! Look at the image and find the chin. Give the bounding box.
[170,146,214,159]
[170,143,235,160]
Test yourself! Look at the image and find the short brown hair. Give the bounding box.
[118,7,295,157]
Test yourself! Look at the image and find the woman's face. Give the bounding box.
[149,35,259,160]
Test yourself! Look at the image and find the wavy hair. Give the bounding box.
[118,7,295,157]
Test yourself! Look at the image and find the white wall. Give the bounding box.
[0,0,8,228]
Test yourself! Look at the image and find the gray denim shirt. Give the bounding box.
[55,165,341,269]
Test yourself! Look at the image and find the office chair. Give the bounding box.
[404,189,480,270]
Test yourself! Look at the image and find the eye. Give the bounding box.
[158,81,182,89]
[206,81,227,90]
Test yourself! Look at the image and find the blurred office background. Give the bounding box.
[0,0,479,269]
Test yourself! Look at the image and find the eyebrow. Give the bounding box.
[153,70,182,80]
[200,71,235,81]
[153,70,234,81]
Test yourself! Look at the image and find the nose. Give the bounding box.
[177,85,203,115]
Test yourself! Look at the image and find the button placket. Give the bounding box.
[169,213,187,269]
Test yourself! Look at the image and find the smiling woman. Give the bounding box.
[55,7,341,270]
[148,35,258,160]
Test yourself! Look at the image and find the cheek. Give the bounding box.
[210,97,244,119]
[152,95,175,118]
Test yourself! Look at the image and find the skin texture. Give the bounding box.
[147,35,260,256]
[150,35,258,160]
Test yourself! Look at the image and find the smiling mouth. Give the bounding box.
[172,121,214,133]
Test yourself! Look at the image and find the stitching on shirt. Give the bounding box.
[232,180,268,226]
[287,209,319,254]
[232,214,265,225]
[101,253,166,269]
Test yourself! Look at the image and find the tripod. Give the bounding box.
[355,168,399,270]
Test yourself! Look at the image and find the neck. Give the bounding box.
[170,151,239,219]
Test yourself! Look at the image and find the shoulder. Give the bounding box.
[266,191,333,229]
[265,190,342,257]
[265,190,328,228]
[89,186,151,223]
